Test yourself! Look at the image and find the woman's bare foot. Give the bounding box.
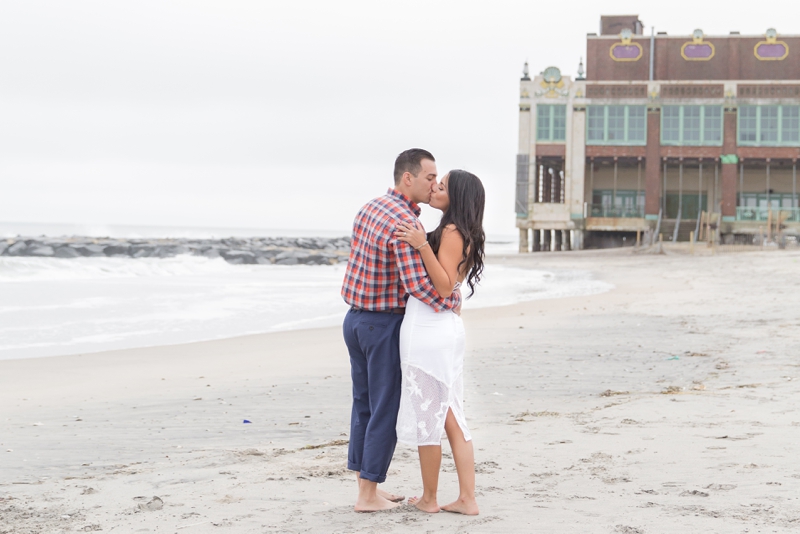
[378,488,405,503]
[408,495,440,513]
[354,494,400,513]
[441,496,479,515]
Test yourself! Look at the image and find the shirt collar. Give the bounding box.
[388,188,421,217]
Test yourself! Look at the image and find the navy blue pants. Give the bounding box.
[342,308,403,483]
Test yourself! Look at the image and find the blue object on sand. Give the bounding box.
[243,419,252,424]
[667,356,680,360]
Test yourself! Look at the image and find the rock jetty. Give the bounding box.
[0,236,352,265]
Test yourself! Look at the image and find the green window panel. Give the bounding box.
[585,106,647,146]
[660,106,722,146]
[704,107,722,143]
[738,105,800,146]
[739,106,758,143]
[536,105,567,142]
[587,107,605,142]
[662,106,680,143]
[737,193,800,221]
[665,193,708,219]
[628,107,646,142]
[783,107,800,143]
[590,189,645,218]
[739,192,799,209]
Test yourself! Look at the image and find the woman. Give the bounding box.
[394,169,485,515]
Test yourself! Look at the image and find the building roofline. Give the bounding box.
[587,33,800,39]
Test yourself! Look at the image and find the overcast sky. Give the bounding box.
[1,1,796,236]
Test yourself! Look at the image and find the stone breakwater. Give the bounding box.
[0,236,352,265]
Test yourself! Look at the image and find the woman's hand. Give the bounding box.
[395,220,427,249]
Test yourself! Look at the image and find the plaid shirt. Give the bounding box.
[341,188,461,312]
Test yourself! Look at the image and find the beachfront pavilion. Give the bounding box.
[515,15,800,251]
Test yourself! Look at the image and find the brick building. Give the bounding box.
[515,15,800,251]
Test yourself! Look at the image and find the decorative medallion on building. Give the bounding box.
[681,30,715,61]
[609,29,643,62]
[754,29,788,60]
[535,66,568,98]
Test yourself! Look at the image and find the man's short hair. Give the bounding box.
[393,148,435,185]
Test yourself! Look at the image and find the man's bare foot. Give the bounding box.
[441,497,479,515]
[377,488,405,503]
[408,496,440,513]
[354,494,400,513]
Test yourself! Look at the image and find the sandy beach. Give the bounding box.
[2,249,799,533]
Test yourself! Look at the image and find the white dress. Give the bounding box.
[396,286,472,447]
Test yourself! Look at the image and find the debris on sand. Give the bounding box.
[600,390,629,397]
[680,489,709,497]
[300,439,349,450]
[513,410,560,421]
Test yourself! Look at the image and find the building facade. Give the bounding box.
[516,15,800,251]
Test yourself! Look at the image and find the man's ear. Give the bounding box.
[402,171,413,186]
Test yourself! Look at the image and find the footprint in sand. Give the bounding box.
[705,483,736,491]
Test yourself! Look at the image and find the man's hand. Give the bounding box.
[453,288,462,316]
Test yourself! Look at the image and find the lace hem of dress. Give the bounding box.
[396,363,471,447]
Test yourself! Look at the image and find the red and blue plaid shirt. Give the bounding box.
[342,188,461,312]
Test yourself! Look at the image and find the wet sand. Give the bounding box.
[2,249,799,533]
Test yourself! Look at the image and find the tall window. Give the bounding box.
[738,105,800,146]
[587,107,605,142]
[628,107,646,142]
[585,106,647,145]
[660,106,722,145]
[537,105,567,142]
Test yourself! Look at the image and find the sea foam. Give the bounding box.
[0,256,611,360]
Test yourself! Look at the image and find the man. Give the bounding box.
[341,148,462,512]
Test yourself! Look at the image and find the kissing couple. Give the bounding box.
[341,148,486,514]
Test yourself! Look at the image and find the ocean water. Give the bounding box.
[0,255,612,361]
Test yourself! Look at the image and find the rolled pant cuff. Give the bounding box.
[358,469,386,484]
[347,462,361,472]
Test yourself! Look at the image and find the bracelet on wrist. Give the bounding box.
[415,241,429,250]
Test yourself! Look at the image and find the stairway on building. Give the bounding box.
[658,220,699,242]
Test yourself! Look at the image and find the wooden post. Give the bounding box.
[699,211,706,241]
[739,160,744,214]
[695,160,703,239]
[714,159,720,215]
[690,230,695,254]
[636,229,641,247]
[672,159,684,243]
[767,209,773,242]
[662,159,668,215]
[793,160,798,213]
[613,157,618,214]
[637,157,642,217]
[766,158,771,210]
[589,158,595,214]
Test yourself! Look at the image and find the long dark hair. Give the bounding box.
[428,170,485,298]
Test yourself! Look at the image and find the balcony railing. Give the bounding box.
[588,204,645,218]
[736,207,800,222]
